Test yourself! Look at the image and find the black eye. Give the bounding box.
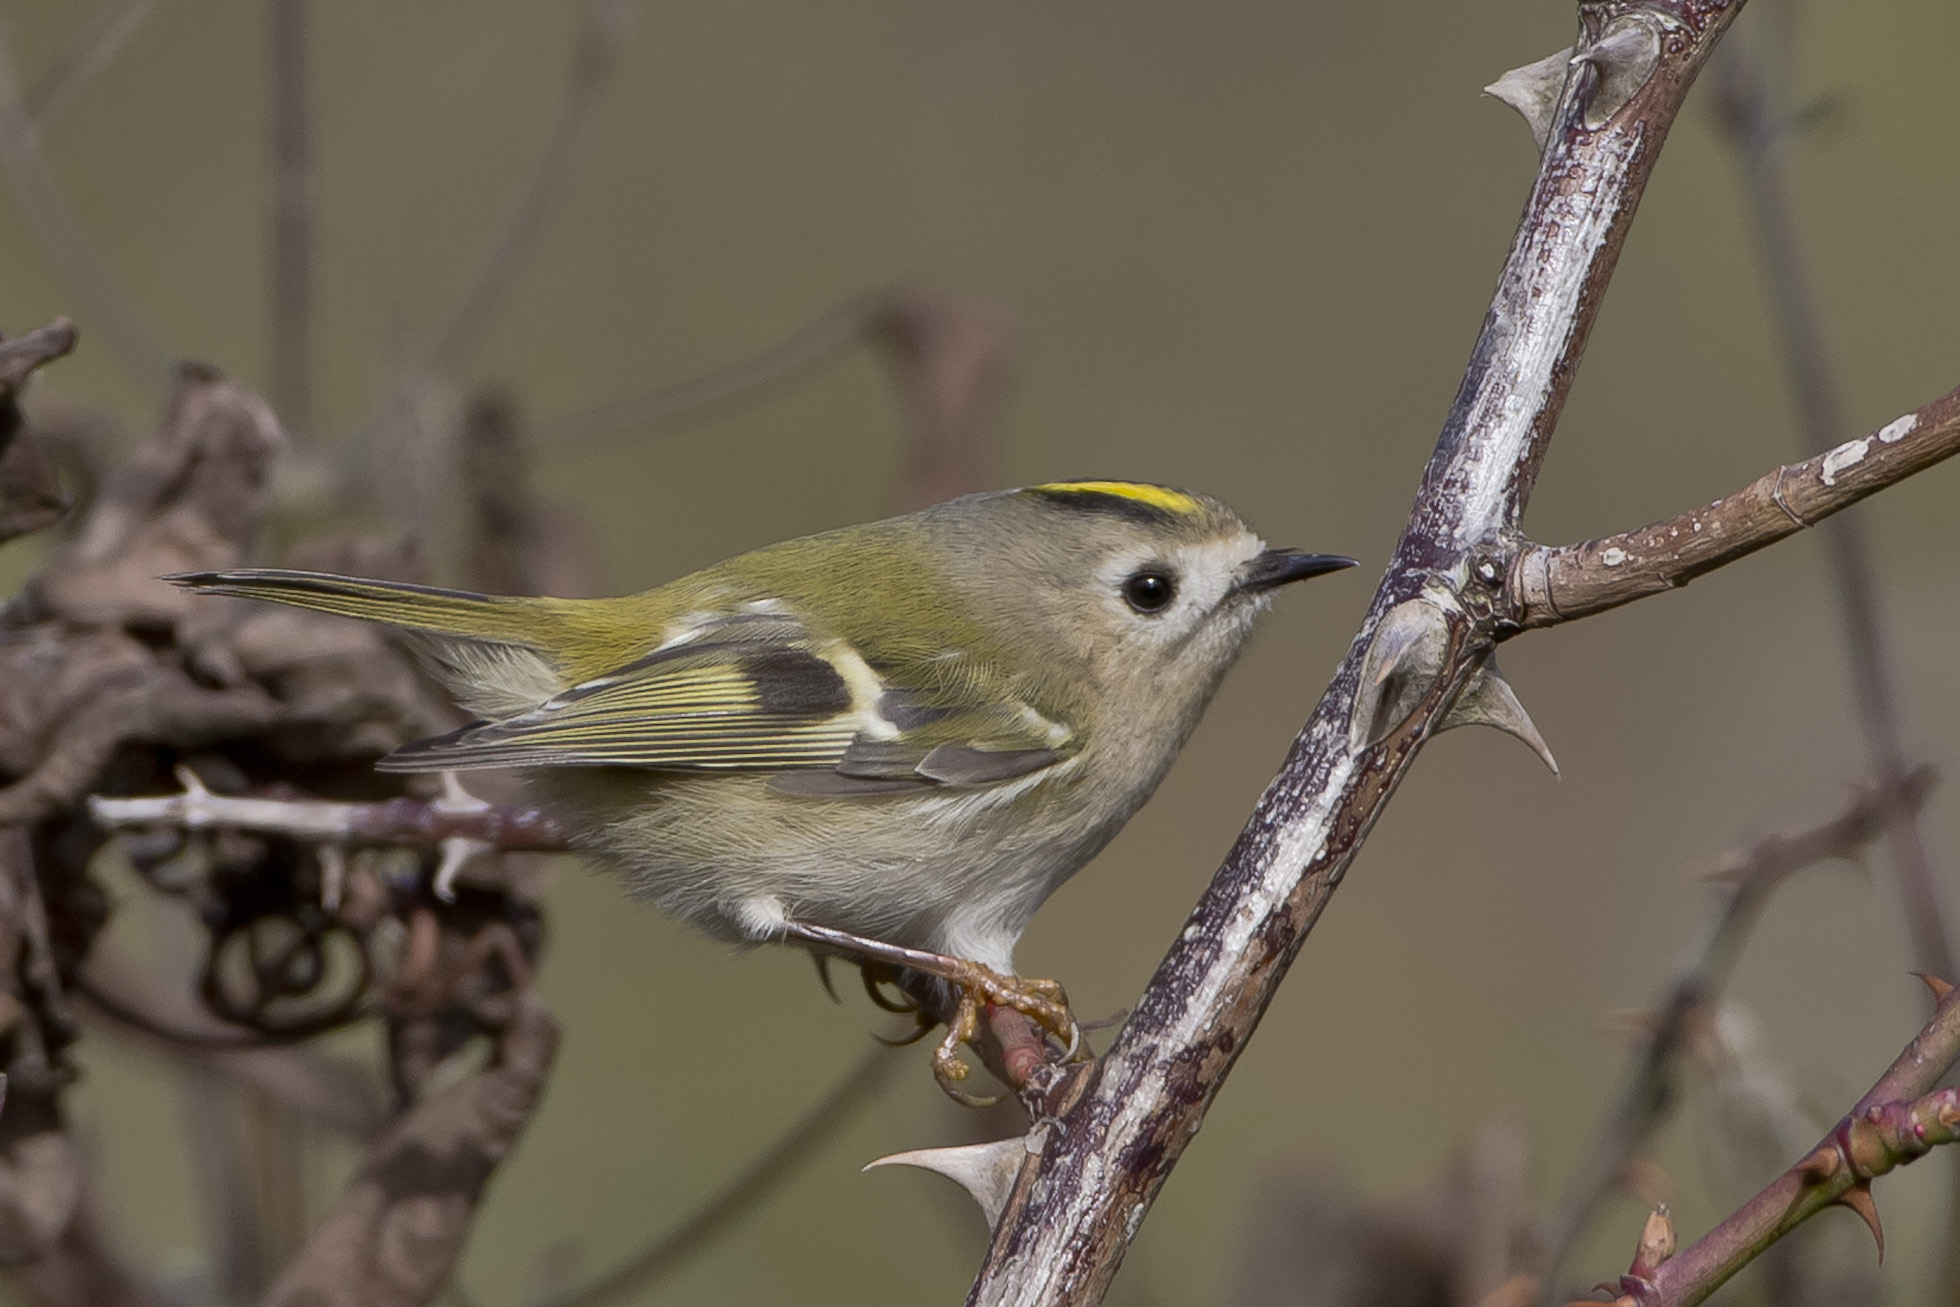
[1122,569,1176,613]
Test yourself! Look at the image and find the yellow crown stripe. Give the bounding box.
[1027,481,1201,516]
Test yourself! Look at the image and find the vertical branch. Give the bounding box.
[269,0,313,443]
[870,296,1014,510]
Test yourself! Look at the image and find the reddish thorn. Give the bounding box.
[1834,1184,1885,1261]
[1912,971,1955,1003]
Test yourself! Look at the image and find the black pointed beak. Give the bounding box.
[1236,548,1358,594]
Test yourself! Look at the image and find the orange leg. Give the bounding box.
[778,920,1082,1102]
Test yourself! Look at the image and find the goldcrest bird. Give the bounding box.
[174,481,1352,1093]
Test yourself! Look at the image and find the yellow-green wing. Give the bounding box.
[380,613,1074,789]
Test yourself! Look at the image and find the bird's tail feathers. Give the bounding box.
[170,569,573,716]
[169,569,553,646]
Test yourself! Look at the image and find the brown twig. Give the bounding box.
[1541,767,1937,1294]
[875,296,1014,510]
[1607,980,1960,1306]
[534,1044,896,1307]
[0,318,79,543]
[1509,384,1960,628]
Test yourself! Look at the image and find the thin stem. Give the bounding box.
[269,0,313,443]
[535,1045,895,1307]
[20,0,157,128]
[0,30,169,394]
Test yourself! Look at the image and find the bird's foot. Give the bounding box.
[778,920,1083,1105]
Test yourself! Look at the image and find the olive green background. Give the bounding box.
[2,1,1958,1303]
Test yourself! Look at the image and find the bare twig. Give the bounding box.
[535,1045,896,1307]
[269,0,313,443]
[87,775,572,853]
[1510,384,1960,628]
[1617,981,1960,1306]
[1541,768,1936,1292]
[0,31,169,393]
[415,0,634,379]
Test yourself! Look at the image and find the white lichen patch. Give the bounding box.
[1600,546,1628,567]
[1820,437,1871,486]
[1878,413,1918,444]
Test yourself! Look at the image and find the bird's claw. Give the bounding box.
[926,962,1085,1104]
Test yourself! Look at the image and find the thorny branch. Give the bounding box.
[1598,980,1960,1306]
[967,5,1960,1304]
[1541,767,1937,1291]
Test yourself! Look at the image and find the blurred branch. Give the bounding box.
[269,0,313,443]
[1609,980,1960,1306]
[76,949,389,1139]
[536,290,1015,509]
[415,0,634,379]
[877,296,1013,510]
[539,290,903,453]
[1510,383,1960,628]
[341,0,636,498]
[0,32,170,394]
[0,319,79,543]
[1541,767,1936,1295]
[536,1044,896,1307]
[253,990,559,1307]
[19,0,158,128]
[8,1204,188,1307]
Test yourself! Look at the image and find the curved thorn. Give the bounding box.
[1912,971,1956,1004]
[1835,1184,1884,1260]
[1440,656,1559,775]
[863,1135,1031,1228]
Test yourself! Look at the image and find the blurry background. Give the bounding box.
[0,0,1957,1302]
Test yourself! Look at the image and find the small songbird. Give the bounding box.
[175,481,1352,1093]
